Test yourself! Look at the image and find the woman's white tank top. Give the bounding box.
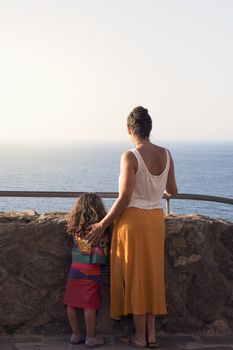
[127,148,170,209]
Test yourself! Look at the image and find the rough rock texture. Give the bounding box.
[164,214,233,335]
[0,211,232,336]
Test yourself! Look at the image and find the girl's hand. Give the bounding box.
[86,222,105,245]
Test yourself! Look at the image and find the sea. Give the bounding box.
[0,142,232,222]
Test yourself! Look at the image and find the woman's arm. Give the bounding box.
[86,151,136,245]
[165,150,178,196]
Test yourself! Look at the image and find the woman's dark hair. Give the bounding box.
[67,192,109,237]
[127,106,152,139]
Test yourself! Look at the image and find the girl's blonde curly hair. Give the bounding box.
[67,192,108,237]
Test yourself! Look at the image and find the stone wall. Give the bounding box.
[0,211,232,336]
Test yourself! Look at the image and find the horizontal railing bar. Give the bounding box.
[167,193,233,205]
[0,191,232,205]
[0,191,118,198]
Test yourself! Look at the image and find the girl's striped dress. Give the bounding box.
[64,233,108,309]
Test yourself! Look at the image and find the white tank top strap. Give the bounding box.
[130,147,170,176]
[129,148,142,173]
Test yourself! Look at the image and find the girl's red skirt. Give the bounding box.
[63,262,102,309]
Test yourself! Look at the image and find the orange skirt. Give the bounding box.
[110,207,167,319]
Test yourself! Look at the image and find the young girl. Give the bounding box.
[63,192,110,347]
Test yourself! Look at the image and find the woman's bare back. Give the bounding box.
[135,144,167,176]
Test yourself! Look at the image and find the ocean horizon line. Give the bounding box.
[0,140,233,149]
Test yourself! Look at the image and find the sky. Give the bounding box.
[0,0,233,144]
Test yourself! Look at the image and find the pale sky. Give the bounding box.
[0,0,233,144]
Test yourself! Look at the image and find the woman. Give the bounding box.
[87,106,178,348]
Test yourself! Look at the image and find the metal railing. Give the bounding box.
[0,191,233,215]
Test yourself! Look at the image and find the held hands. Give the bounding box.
[86,221,105,246]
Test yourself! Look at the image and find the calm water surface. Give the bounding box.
[0,142,232,222]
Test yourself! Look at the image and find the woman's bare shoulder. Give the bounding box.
[120,149,137,162]
[121,149,134,157]
[120,150,138,171]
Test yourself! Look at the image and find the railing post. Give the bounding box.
[166,197,170,215]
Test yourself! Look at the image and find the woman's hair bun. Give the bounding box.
[127,106,152,138]
[131,106,149,120]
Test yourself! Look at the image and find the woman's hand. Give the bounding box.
[86,222,105,246]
